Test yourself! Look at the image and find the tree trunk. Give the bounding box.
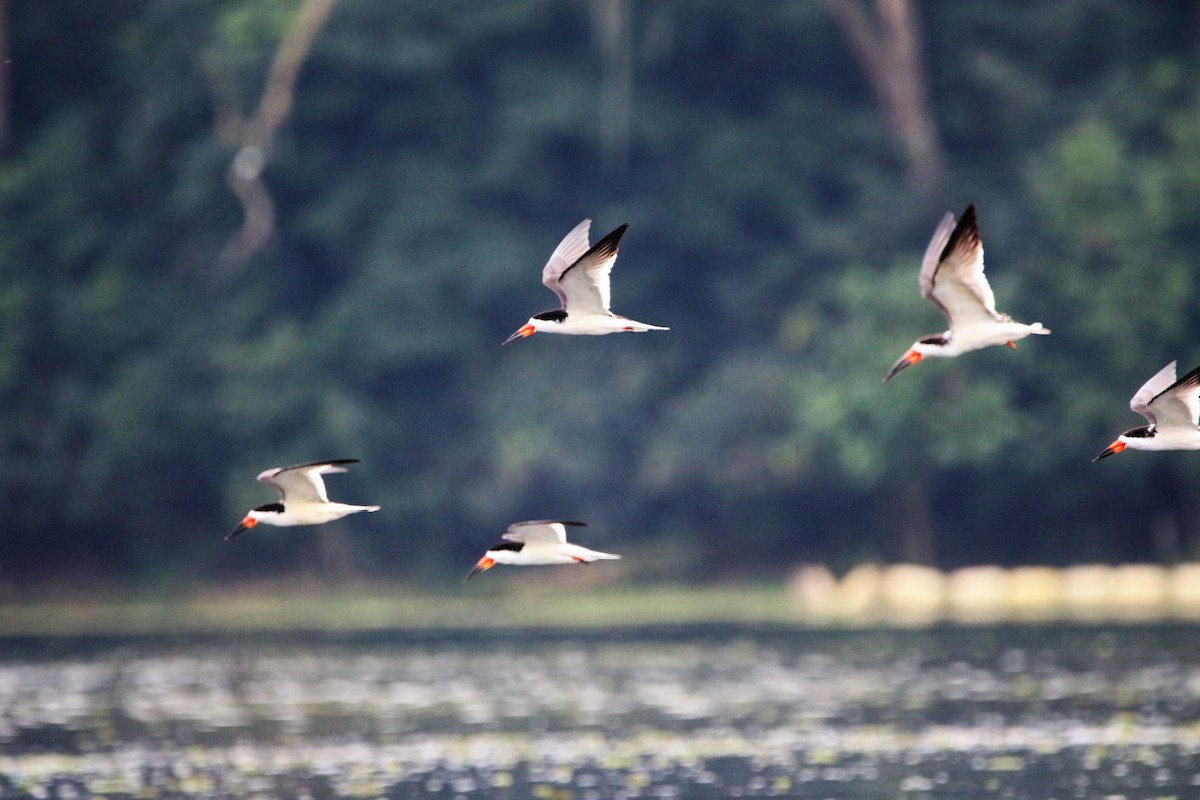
[590,0,633,179]
[892,474,937,565]
[0,0,9,151]
[823,0,944,191]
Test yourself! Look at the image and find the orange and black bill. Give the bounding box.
[502,324,535,346]
[464,556,495,581]
[226,516,257,541]
[883,349,922,383]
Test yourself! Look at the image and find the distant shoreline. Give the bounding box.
[1,563,1198,636]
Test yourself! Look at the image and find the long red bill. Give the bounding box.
[1092,440,1126,462]
[883,349,923,383]
[225,516,257,541]
[501,324,535,346]
[464,557,496,581]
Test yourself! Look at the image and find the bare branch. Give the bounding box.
[212,0,339,283]
[254,0,338,143]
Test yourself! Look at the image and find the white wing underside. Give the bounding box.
[1136,361,1200,430]
[259,463,347,503]
[920,210,1004,332]
[542,219,593,308]
[558,245,617,316]
[503,520,580,545]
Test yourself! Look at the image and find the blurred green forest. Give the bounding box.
[4,0,1200,588]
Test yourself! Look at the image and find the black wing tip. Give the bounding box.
[1154,362,1200,403]
[561,223,628,274]
[510,519,588,528]
[275,458,361,473]
[590,223,628,255]
[938,203,980,264]
[1177,363,1200,386]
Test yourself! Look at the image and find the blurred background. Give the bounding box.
[4,0,1200,594]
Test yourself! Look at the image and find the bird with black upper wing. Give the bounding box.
[884,204,1050,382]
[464,520,621,580]
[227,460,380,540]
[1094,361,1200,461]
[503,220,668,344]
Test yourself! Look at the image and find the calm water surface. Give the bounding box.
[1,624,1199,798]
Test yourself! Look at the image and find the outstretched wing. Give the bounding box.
[257,459,359,503]
[502,519,587,545]
[541,219,593,307]
[1129,361,1177,424]
[556,224,628,314]
[920,205,1003,330]
[1144,362,1200,430]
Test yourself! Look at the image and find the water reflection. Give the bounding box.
[1,626,1200,797]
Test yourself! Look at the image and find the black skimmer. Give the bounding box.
[883,204,1050,381]
[1094,361,1200,460]
[502,219,668,344]
[227,459,380,540]
[464,520,621,580]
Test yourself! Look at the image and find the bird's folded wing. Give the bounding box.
[924,206,1002,329]
[557,224,627,315]
[918,211,957,305]
[258,460,357,503]
[1149,362,1200,429]
[1131,361,1178,423]
[542,219,592,307]
[503,519,586,544]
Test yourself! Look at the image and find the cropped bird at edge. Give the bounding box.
[465,520,621,580]
[502,219,668,344]
[227,459,380,540]
[1094,361,1200,461]
[883,204,1050,382]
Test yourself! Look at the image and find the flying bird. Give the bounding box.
[465,520,621,580]
[1094,361,1200,461]
[227,459,380,540]
[883,204,1050,382]
[502,219,668,344]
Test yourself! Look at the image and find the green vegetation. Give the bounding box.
[4,2,1200,588]
[0,582,796,634]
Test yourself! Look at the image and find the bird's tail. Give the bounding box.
[1029,322,1051,334]
[583,550,622,561]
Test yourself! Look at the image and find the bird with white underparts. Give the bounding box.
[1094,361,1200,461]
[226,459,380,540]
[502,219,668,344]
[464,520,621,580]
[883,204,1050,382]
